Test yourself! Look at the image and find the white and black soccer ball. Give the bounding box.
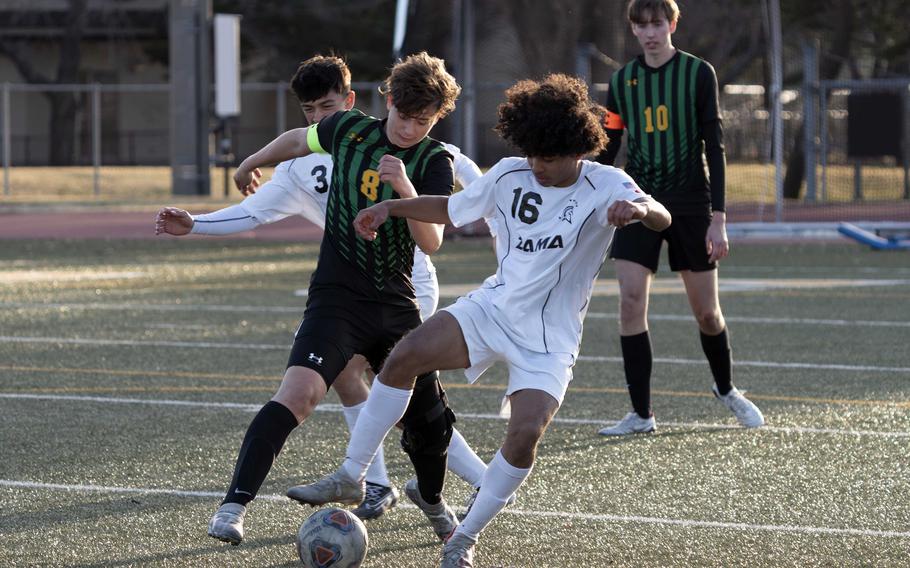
[296,507,368,568]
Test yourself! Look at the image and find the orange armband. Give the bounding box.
[603,110,624,130]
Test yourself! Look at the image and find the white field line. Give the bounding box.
[0,271,145,284]
[4,301,909,329]
[574,355,910,374]
[3,335,908,374]
[334,278,910,298]
[1,479,908,539]
[0,301,302,313]
[585,312,910,328]
[0,336,286,350]
[1,393,908,439]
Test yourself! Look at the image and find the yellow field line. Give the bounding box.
[2,365,907,408]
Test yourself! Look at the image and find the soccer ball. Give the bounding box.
[297,507,368,568]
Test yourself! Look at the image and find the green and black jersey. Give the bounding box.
[308,109,454,304]
[597,50,726,215]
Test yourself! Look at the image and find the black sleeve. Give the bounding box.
[595,85,624,166]
[416,152,455,197]
[697,61,726,212]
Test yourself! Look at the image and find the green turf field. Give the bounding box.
[1,238,909,567]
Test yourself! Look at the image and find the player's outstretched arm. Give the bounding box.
[155,207,194,236]
[234,128,312,195]
[155,204,262,237]
[607,196,671,231]
[353,196,451,241]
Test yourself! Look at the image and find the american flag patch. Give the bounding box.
[623,181,643,193]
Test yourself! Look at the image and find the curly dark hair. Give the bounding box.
[495,74,608,158]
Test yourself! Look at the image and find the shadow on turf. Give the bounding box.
[581,424,746,447]
[68,533,299,568]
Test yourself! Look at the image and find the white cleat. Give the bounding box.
[207,502,246,545]
[404,478,458,541]
[287,468,365,506]
[440,530,477,568]
[597,411,656,436]
[713,386,765,428]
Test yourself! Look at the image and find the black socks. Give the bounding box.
[223,400,299,506]
[621,331,653,419]
[700,328,733,395]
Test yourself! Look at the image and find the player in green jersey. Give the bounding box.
[207,52,465,545]
[597,0,764,436]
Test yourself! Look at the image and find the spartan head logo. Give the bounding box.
[559,199,578,224]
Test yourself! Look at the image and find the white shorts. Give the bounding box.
[441,292,575,407]
[412,248,439,320]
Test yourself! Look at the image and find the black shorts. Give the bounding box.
[609,214,716,273]
[287,288,422,388]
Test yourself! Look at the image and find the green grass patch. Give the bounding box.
[1,239,909,566]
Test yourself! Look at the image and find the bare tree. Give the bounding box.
[781,0,855,199]
[504,0,587,77]
[0,0,89,165]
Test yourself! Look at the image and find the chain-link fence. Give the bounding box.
[1,0,908,229]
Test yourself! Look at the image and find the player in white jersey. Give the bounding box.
[285,74,671,566]
[155,55,487,545]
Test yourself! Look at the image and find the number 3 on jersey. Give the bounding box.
[360,169,380,201]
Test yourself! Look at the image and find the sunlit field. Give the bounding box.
[1,238,908,566]
[1,164,906,207]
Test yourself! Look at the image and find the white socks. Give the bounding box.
[341,378,412,481]
[447,427,487,488]
[458,450,531,539]
[342,401,391,487]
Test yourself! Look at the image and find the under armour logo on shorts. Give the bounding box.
[308,353,324,365]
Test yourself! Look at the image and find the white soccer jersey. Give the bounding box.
[240,154,332,229]
[447,157,645,356]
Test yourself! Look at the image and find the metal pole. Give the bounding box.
[276,82,286,134]
[819,86,828,201]
[766,0,784,222]
[450,0,463,149]
[393,0,409,61]
[576,43,592,84]
[2,82,9,196]
[803,39,818,202]
[463,0,476,161]
[92,83,101,197]
[853,161,862,200]
[904,85,910,200]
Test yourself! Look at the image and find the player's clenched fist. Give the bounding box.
[155,207,194,236]
[353,202,392,241]
[607,199,649,228]
[233,167,262,196]
[377,155,415,198]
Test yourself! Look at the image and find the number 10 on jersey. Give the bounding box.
[643,105,669,133]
